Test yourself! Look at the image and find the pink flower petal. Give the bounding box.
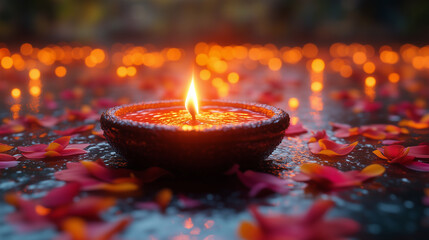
[54,125,95,136]
[329,122,351,130]
[308,130,328,142]
[50,196,116,220]
[227,164,289,196]
[0,153,18,161]
[53,136,72,149]
[285,123,307,136]
[302,199,335,223]
[18,137,88,159]
[403,161,429,172]
[408,145,429,159]
[309,139,358,156]
[54,160,159,193]
[66,144,90,150]
[0,122,25,135]
[381,140,404,145]
[33,116,60,128]
[0,161,19,169]
[41,183,81,208]
[5,194,52,232]
[59,148,88,156]
[81,160,118,182]
[18,144,48,153]
[241,200,360,240]
[178,194,202,209]
[21,152,52,159]
[293,163,384,190]
[57,217,131,240]
[55,162,104,188]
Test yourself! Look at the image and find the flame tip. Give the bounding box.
[185,76,199,119]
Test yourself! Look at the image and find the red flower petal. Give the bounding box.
[54,160,155,193]
[22,152,52,159]
[403,161,429,172]
[330,122,351,130]
[309,139,358,156]
[302,199,335,224]
[18,144,48,153]
[0,158,18,169]
[375,145,415,164]
[18,137,87,159]
[293,163,384,190]
[5,193,52,232]
[308,130,328,143]
[59,148,88,157]
[81,160,118,182]
[0,122,25,135]
[178,194,202,209]
[55,162,103,188]
[58,217,131,240]
[0,153,18,161]
[408,145,429,159]
[54,125,95,136]
[227,164,289,196]
[65,144,90,150]
[240,200,360,240]
[284,123,307,136]
[41,183,81,208]
[23,115,59,128]
[381,140,404,145]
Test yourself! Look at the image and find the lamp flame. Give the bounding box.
[185,76,199,120]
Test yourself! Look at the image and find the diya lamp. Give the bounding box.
[101,74,290,175]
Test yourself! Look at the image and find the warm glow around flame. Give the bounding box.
[185,75,199,119]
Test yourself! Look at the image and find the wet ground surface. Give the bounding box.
[0,46,429,239]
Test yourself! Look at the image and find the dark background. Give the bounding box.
[1,0,428,45]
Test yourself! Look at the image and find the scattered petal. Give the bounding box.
[284,123,307,136]
[239,200,360,240]
[61,108,100,122]
[381,140,404,145]
[227,164,289,196]
[54,125,95,136]
[308,139,358,156]
[373,145,414,164]
[20,115,60,128]
[331,122,407,140]
[178,194,202,209]
[293,163,385,190]
[308,130,328,143]
[18,136,88,160]
[399,114,429,129]
[408,145,429,159]
[0,153,19,169]
[54,160,165,193]
[0,143,14,152]
[58,217,131,240]
[373,145,429,172]
[0,121,25,135]
[41,183,81,209]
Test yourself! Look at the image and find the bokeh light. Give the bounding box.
[11,88,21,98]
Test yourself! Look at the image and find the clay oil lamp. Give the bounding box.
[101,75,290,175]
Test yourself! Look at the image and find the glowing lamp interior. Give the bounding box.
[185,76,199,120]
